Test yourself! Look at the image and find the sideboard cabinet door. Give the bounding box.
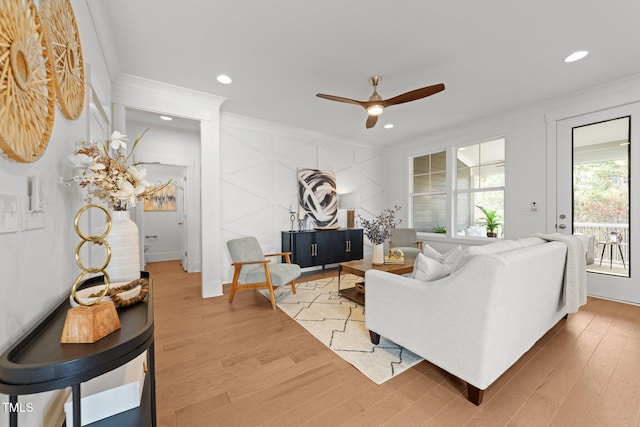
[344,229,364,261]
[282,229,363,268]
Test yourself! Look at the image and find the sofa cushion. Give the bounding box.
[451,240,521,273]
[411,253,452,282]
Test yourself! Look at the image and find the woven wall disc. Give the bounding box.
[0,0,56,163]
[40,0,85,120]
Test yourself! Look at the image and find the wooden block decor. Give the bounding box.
[61,301,121,344]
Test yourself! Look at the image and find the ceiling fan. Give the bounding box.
[316,76,445,129]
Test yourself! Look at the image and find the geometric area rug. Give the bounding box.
[260,274,423,385]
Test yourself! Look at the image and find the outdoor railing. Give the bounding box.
[574,222,629,266]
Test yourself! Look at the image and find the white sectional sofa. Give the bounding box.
[365,238,570,405]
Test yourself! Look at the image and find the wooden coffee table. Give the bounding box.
[338,258,414,305]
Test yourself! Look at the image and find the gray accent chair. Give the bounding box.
[226,237,301,309]
[389,228,424,259]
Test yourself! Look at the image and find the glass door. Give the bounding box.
[556,104,639,303]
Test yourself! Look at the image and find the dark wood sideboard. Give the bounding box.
[282,229,363,268]
[0,272,155,427]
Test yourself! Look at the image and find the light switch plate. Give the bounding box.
[0,193,20,233]
[22,195,45,230]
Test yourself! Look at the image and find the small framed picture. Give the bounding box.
[144,184,176,211]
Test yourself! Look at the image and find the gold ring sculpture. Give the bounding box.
[71,204,112,306]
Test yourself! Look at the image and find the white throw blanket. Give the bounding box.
[532,233,587,313]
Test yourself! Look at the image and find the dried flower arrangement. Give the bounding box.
[67,129,169,211]
[357,205,402,244]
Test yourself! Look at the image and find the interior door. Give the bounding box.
[556,103,640,303]
[180,173,188,271]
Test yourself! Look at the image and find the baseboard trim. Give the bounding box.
[202,280,223,298]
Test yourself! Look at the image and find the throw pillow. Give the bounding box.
[422,243,442,259]
[412,253,452,282]
[439,246,462,268]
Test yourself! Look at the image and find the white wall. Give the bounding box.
[385,74,640,250]
[0,1,112,425]
[219,113,388,282]
[127,121,201,269]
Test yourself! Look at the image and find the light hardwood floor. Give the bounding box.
[147,260,640,426]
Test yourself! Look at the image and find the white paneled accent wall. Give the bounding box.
[220,114,387,282]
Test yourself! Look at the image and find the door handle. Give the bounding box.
[178,221,184,225]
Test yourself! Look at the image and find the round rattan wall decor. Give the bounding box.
[40,0,85,120]
[0,0,56,163]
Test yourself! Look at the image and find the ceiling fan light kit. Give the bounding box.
[367,104,384,116]
[316,75,445,129]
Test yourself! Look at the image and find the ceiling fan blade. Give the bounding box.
[316,93,366,107]
[382,83,445,107]
[366,114,378,129]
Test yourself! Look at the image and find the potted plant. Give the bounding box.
[476,205,501,237]
[432,225,446,234]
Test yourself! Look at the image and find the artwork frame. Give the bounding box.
[297,168,337,229]
[144,184,176,212]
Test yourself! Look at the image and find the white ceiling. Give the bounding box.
[99,1,640,146]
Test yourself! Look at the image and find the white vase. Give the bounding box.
[371,243,384,265]
[105,210,140,283]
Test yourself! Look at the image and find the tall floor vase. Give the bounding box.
[371,243,385,265]
[106,210,140,283]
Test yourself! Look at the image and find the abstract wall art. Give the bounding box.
[144,184,176,211]
[297,168,337,229]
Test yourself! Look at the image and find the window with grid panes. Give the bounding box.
[455,138,505,236]
[411,151,447,232]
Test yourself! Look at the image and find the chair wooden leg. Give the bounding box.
[261,264,277,310]
[228,267,241,304]
[290,280,297,294]
[267,286,276,309]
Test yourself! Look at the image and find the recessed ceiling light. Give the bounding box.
[383,124,394,129]
[216,74,232,84]
[564,50,589,63]
[159,115,173,121]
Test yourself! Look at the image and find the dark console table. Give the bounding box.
[282,228,363,268]
[0,272,155,427]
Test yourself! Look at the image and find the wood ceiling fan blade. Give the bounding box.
[366,114,378,129]
[316,93,366,107]
[382,83,445,107]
